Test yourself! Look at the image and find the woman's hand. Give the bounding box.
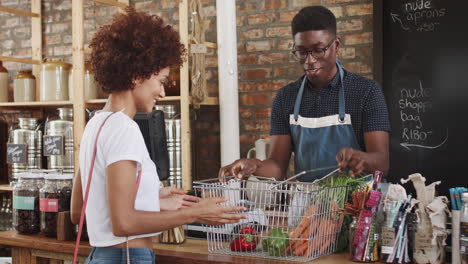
[159,187,200,211]
[159,186,187,199]
[193,197,247,225]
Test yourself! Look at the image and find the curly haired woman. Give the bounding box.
[70,8,246,264]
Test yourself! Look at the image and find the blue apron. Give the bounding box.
[290,61,361,182]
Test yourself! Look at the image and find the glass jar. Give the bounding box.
[349,216,358,253]
[40,173,73,238]
[461,192,468,264]
[12,171,44,234]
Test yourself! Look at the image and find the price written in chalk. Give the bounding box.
[43,135,63,156]
[7,144,27,164]
[398,80,448,150]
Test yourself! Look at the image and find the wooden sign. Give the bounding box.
[7,143,27,164]
[44,135,63,156]
[190,44,207,54]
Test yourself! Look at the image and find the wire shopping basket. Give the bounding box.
[193,176,349,262]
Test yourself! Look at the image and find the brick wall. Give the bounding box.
[0,0,374,181]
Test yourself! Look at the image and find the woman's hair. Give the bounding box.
[89,7,186,93]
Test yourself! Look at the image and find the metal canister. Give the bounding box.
[155,105,181,187]
[9,118,42,183]
[40,59,71,101]
[13,70,36,102]
[173,119,181,188]
[45,108,74,173]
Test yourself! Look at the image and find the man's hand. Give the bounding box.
[218,158,260,180]
[336,147,366,177]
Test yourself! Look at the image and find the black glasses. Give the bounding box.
[292,38,336,60]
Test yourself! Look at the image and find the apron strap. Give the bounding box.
[337,60,346,122]
[293,60,346,122]
[293,76,307,121]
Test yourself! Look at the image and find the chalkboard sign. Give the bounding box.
[381,0,468,194]
[6,144,27,164]
[43,135,64,156]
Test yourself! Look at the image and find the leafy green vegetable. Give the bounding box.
[336,214,352,252]
[307,171,372,252]
[261,228,289,257]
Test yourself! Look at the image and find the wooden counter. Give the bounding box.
[0,230,365,264]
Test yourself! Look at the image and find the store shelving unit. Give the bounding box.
[1,0,219,191]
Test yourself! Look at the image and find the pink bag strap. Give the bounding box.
[73,112,143,264]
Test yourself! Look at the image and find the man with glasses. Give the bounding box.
[219,6,390,182]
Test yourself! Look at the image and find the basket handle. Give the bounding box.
[269,166,339,190]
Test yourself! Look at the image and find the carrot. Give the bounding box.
[290,201,346,257]
[292,239,309,255]
[286,205,317,253]
[302,217,333,257]
[291,205,316,238]
[303,201,343,258]
[291,215,324,256]
[315,213,344,256]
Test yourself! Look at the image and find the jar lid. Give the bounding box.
[15,70,35,79]
[15,172,31,179]
[41,59,72,71]
[18,118,38,130]
[462,192,468,201]
[57,108,73,120]
[18,171,45,179]
[69,64,93,73]
[45,173,73,180]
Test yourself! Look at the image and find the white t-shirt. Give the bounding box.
[79,111,161,247]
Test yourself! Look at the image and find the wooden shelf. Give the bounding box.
[188,40,217,49]
[85,99,107,105]
[0,56,40,65]
[0,184,12,192]
[194,96,219,105]
[85,96,219,106]
[0,101,72,107]
[85,96,182,106]
[0,6,40,17]
[155,96,182,102]
[94,0,128,8]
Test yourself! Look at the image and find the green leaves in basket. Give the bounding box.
[261,228,289,257]
[336,214,353,252]
[315,172,372,253]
